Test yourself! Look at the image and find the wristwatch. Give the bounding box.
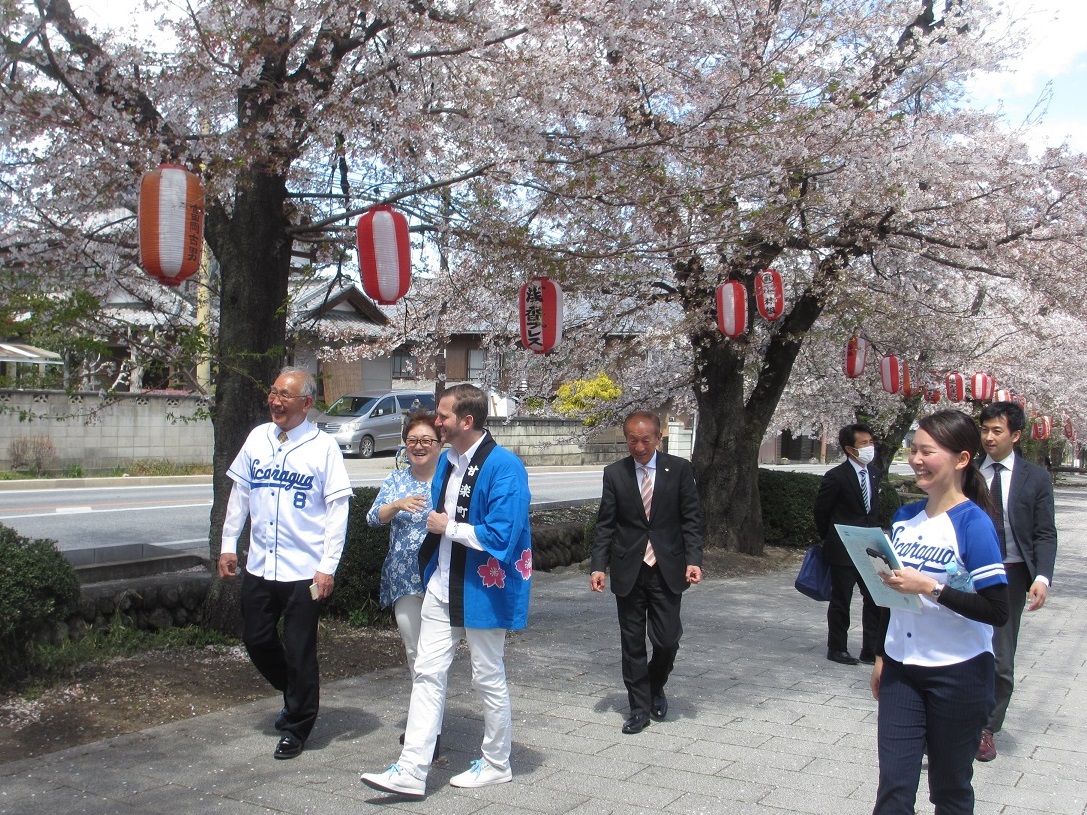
[930,582,943,600]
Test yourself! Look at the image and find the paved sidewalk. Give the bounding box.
[3,490,1085,815]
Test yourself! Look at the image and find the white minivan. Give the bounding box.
[313,390,435,458]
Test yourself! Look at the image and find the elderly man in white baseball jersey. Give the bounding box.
[218,366,353,760]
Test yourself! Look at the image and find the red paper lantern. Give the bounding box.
[970,372,995,401]
[754,268,785,321]
[994,388,1011,402]
[356,205,411,304]
[945,372,965,403]
[138,164,204,287]
[1031,415,1052,441]
[1065,417,1077,441]
[880,355,905,394]
[902,362,923,397]
[844,335,868,378]
[716,281,748,338]
[923,387,942,404]
[518,277,563,354]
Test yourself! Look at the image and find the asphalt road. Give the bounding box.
[0,456,606,563]
[0,459,919,565]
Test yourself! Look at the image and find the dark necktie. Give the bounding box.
[860,468,871,513]
[989,462,1007,558]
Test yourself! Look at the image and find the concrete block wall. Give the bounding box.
[487,418,628,466]
[487,418,695,466]
[0,389,212,472]
[1,390,694,471]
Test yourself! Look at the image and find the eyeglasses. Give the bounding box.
[267,389,307,402]
[405,437,439,448]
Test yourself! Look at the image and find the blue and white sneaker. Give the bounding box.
[360,763,426,798]
[449,758,513,788]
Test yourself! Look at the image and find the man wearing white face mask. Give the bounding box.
[814,423,883,666]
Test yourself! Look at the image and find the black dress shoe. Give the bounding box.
[858,651,876,665]
[650,693,668,721]
[622,714,651,735]
[274,707,289,731]
[274,733,303,759]
[827,650,860,665]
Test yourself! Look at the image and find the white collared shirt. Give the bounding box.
[850,459,870,510]
[637,452,658,488]
[427,434,486,602]
[981,452,1026,567]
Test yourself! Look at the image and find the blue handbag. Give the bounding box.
[795,545,833,602]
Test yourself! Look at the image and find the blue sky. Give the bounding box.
[967,0,1087,154]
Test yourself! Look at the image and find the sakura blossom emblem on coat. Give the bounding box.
[515,550,532,580]
[478,557,507,588]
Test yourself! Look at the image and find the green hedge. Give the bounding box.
[757,469,902,549]
[333,474,905,600]
[0,523,81,688]
[325,487,389,623]
[758,470,824,548]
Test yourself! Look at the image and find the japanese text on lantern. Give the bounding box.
[523,285,544,346]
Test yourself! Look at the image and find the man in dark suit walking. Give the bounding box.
[976,401,1057,762]
[591,411,703,735]
[813,423,881,666]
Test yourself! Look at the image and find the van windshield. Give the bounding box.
[324,396,378,417]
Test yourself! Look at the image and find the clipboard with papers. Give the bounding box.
[833,524,923,613]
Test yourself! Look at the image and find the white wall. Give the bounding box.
[1,390,212,472]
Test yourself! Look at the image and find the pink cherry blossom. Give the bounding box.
[478,557,506,589]
[515,549,533,580]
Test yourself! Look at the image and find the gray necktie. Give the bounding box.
[860,468,870,513]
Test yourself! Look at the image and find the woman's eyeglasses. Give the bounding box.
[405,437,439,448]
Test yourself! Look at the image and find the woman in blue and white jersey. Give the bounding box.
[871,410,1009,815]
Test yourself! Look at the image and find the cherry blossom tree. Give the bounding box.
[1,0,537,627]
[4,0,1086,570]
[0,0,543,404]
[410,0,1087,553]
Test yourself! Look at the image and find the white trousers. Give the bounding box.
[398,592,511,780]
[393,594,424,681]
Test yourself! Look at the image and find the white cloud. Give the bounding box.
[968,0,1087,153]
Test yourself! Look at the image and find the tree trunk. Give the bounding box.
[689,335,767,555]
[873,394,924,481]
[686,249,856,554]
[201,169,293,633]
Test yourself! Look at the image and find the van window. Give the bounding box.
[373,396,396,417]
[325,395,378,417]
[399,393,435,412]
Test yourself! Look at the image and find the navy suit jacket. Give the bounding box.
[813,459,881,569]
[994,455,1058,584]
[591,451,703,597]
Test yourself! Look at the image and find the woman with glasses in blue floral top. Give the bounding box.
[367,411,443,755]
